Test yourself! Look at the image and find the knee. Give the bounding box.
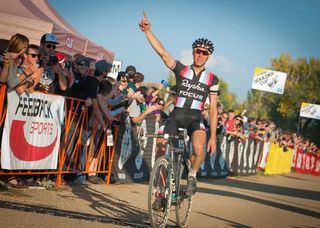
[192,142,205,155]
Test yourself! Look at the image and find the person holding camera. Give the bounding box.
[35,33,67,95]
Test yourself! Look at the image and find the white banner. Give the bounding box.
[108,60,122,79]
[300,102,320,120]
[1,91,65,170]
[251,68,287,94]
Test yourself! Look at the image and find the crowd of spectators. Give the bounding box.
[210,103,319,156]
[0,32,318,188]
[0,32,167,187]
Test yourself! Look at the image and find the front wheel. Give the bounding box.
[148,155,172,228]
[175,161,193,227]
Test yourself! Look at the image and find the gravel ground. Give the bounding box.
[0,172,319,228]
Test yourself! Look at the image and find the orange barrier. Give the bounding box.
[0,84,118,188]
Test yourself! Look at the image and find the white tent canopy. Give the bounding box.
[0,0,114,63]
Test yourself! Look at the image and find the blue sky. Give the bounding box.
[49,0,320,102]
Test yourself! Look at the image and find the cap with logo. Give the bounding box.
[40,33,59,44]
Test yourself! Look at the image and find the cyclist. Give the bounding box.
[139,12,219,196]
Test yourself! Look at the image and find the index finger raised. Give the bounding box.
[143,11,148,20]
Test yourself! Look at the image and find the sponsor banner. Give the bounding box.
[252,68,287,94]
[235,138,262,175]
[299,102,320,120]
[1,92,64,170]
[264,143,294,175]
[112,113,162,183]
[294,148,320,176]
[107,60,122,79]
[112,113,263,183]
[258,142,271,169]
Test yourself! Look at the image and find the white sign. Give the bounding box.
[108,60,122,79]
[300,102,320,120]
[65,35,74,49]
[251,68,287,94]
[1,91,65,170]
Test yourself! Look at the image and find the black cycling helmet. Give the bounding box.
[192,38,214,54]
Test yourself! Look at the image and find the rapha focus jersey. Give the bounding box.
[171,60,219,110]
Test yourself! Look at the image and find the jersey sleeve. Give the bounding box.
[209,75,219,95]
[171,60,185,77]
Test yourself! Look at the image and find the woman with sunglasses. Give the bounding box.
[139,11,219,197]
[13,44,44,94]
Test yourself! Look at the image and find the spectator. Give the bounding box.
[0,33,29,87]
[117,71,129,95]
[126,65,136,91]
[225,109,236,134]
[97,79,125,122]
[35,33,67,95]
[145,84,163,106]
[128,85,161,125]
[128,71,144,96]
[13,44,44,94]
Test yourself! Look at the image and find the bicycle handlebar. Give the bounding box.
[146,133,189,141]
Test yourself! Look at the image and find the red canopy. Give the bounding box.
[0,0,114,63]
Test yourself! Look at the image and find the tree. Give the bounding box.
[245,54,320,145]
[218,78,239,111]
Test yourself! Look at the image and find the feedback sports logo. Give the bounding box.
[10,96,58,161]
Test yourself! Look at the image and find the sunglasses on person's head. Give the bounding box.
[27,53,41,58]
[195,49,210,56]
[46,44,56,50]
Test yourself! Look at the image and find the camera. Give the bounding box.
[64,61,72,71]
[49,55,58,65]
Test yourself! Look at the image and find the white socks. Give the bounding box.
[188,168,198,178]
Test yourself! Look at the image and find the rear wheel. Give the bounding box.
[175,161,193,227]
[148,156,172,228]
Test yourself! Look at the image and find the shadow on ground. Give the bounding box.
[197,177,320,219]
[0,183,149,227]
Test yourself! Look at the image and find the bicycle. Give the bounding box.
[147,128,193,228]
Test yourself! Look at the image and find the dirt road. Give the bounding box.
[0,173,319,227]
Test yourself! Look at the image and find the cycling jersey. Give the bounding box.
[171,61,219,111]
[163,60,219,136]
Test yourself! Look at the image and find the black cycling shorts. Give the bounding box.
[163,108,206,136]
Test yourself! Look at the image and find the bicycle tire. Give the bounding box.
[175,160,193,227]
[148,155,172,228]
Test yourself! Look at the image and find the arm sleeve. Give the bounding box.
[209,75,219,95]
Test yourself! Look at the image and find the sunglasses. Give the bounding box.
[46,44,57,50]
[27,53,41,58]
[77,62,89,67]
[195,49,209,56]
[121,80,128,83]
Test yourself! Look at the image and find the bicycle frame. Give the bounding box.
[147,128,192,228]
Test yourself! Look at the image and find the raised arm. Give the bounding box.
[139,11,175,69]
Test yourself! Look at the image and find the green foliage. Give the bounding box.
[245,53,320,145]
[218,78,239,111]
